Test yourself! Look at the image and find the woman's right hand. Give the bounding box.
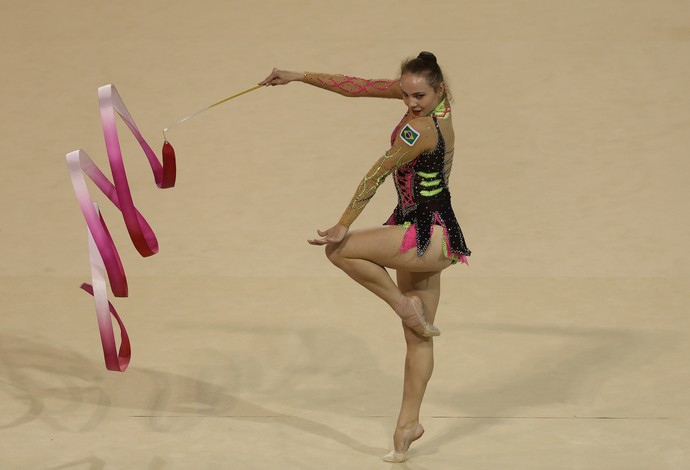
[258,68,303,86]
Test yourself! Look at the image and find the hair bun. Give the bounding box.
[417,51,438,64]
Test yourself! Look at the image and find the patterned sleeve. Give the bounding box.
[338,118,437,227]
[303,72,402,99]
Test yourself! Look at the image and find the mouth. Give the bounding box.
[411,109,422,116]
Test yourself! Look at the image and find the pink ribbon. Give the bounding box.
[66,84,176,371]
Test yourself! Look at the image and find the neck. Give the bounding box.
[430,99,451,119]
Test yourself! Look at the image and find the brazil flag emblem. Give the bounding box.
[400,124,420,147]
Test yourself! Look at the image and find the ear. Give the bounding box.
[438,81,445,97]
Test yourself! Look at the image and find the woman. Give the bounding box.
[259,52,470,463]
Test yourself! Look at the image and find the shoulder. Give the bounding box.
[396,117,437,149]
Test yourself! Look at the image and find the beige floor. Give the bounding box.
[1,1,689,469]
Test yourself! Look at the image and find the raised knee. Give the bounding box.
[324,243,342,266]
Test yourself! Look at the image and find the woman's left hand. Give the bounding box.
[307,224,348,246]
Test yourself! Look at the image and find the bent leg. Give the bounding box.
[324,225,451,308]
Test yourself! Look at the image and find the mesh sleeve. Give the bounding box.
[303,72,401,99]
[338,119,437,227]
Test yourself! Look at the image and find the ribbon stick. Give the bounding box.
[66,84,176,371]
[162,84,262,141]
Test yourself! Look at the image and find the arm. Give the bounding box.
[308,118,437,245]
[338,119,436,226]
[259,68,402,99]
[303,72,401,99]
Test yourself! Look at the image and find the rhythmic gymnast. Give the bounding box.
[259,51,471,463]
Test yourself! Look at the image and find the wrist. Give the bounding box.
[294,71,307,83]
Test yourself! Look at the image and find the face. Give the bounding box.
[400,73,445,117]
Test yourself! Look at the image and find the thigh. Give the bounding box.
[331,225,453,272]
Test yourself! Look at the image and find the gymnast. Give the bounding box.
[259,51,470,463]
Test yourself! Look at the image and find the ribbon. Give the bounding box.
[66,84,176,371]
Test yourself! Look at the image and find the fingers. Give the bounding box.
[258,69,272,86]
[308,229,328,246]
[258,68,283,87]
[308,229,334,246]
[308,225,347,246]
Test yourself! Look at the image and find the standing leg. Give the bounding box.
[383,270,441,461]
